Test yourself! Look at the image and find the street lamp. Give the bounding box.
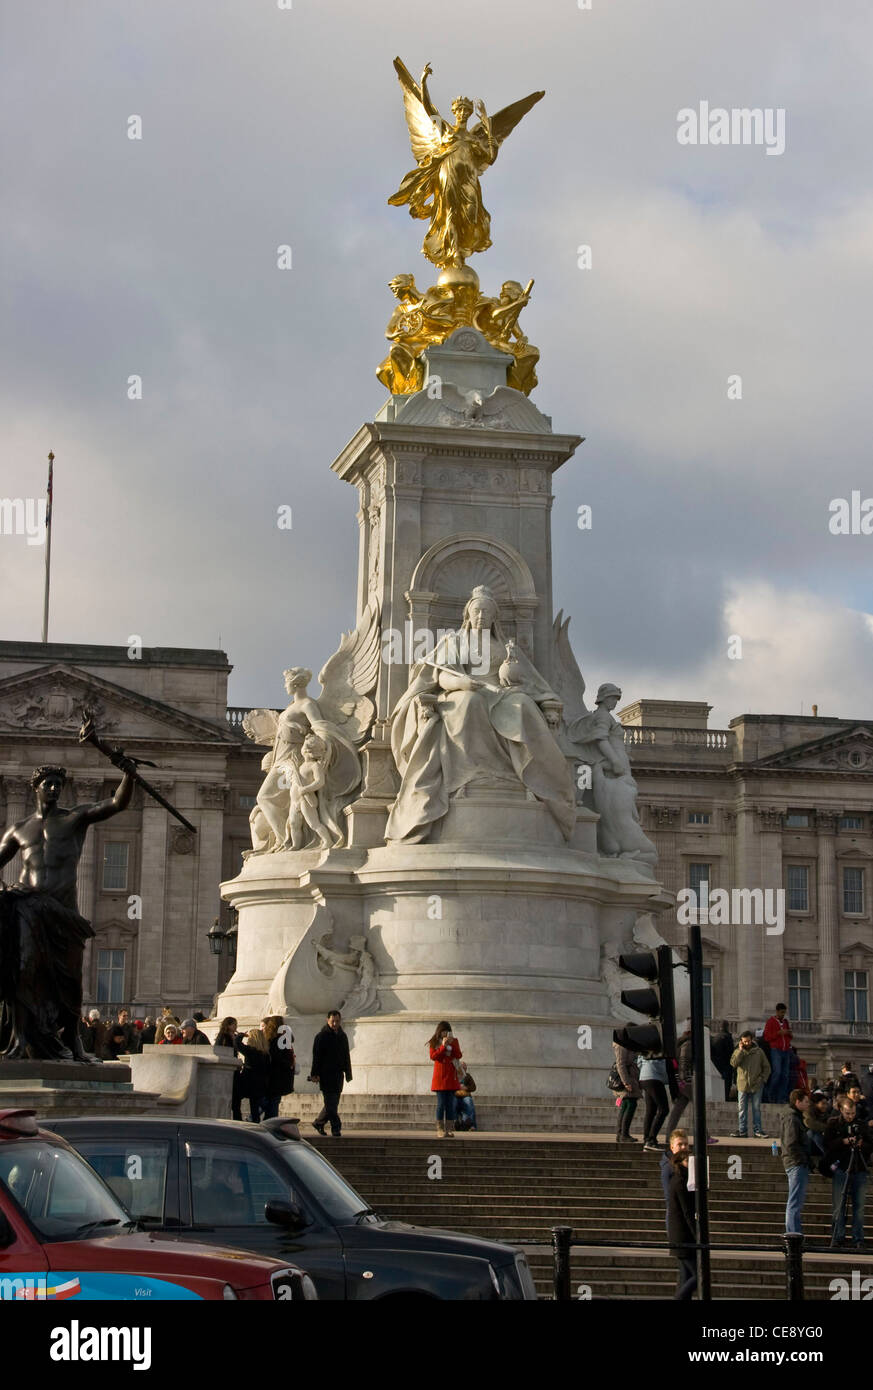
[225,907,238,963]
[207,917,226,956]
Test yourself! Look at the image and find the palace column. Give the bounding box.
[2,777,31,886]
[136,783,171,1006]
[815,810,842,1024]
[193,784,228,1004]
[74,776,105,996]
[734,802,784,1025]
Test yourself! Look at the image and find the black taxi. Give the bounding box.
[50,1115,536,1301]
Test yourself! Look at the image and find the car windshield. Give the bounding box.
[275,1142,371,1224]
[0,1140,132,1243]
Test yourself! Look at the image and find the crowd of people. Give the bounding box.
[612,1004,873,1149]
[659,1075,873,1305]
[77,1006,210,1058]
[215,1014,296,1123]
[611,1005,873,1298]
[780,1072,873,1249]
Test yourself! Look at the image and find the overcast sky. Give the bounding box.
[3,0,872,728]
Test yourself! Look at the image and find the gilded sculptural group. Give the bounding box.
[376,272,540,397]
[378,58,543,398]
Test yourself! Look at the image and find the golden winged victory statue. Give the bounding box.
[378,58,544,397]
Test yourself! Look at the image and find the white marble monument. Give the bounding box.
[214,60,671,1095]
[215,322,670,1095]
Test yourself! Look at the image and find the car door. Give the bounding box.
[180,1137,346,1300]
[65,1131,179,1230]
[0,1182,49,1300]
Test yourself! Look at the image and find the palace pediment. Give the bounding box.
[0,664,239,746]
[751,725,873,775]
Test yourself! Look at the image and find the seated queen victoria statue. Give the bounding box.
[386,585,576,844]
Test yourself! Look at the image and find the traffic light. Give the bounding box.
[612,944,677,1057]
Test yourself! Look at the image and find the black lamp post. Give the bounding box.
[207,917,226,956]
[225,907,238,963]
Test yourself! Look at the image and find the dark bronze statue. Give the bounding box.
[0,761,135,1062]
[0,713,196,1064]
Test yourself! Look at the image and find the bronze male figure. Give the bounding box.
[0,761,135,1061]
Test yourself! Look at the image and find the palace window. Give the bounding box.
[788,968,812,1022]
[688,811,711,825]
[845,971,869,1023]
[701,965,713,1020]
[239,794,257,810]
[101,842,129,892]
[688,862,711,894]
[785,811,810,828]
[96,948,125,1008]
[843,867,864,915]
[786,864,809,912]
[840,815,864,830]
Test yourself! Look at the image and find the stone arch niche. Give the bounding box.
[405,534,538,656]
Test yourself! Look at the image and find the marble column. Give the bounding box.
[193,784,228,1005]
[816,811,841,1024]
[136,785,170,1006]
[734,803,784,1026]
[1,777,31,886]
[74,776,105,996]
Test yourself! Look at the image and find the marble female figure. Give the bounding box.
[567,683,657,871]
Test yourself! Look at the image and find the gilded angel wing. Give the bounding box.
[550,610,588,727]
[472,89,545,159]
[316,598,382,744]
[392,56,443,165]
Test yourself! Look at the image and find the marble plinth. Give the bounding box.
[215,808,670,1097]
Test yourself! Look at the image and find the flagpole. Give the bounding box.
[41,450,54,644]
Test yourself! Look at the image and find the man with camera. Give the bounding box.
[780,1089,815,1236]
[729,1030,771,1138]
[823,1094,873,1250]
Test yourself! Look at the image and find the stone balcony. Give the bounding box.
[623,724,735,765]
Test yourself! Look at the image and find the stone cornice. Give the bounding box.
[331,422,582,483]
[0,663,240,745]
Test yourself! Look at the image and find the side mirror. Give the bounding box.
[265,1200,307,1232]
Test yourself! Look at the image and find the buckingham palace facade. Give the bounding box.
[622,699,873,1080]
[1,639,871,1080]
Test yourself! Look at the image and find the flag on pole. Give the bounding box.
[42,450,54,643]
[46,450,54,525]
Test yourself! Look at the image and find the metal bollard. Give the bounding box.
[783,1232,805,1301]
[552,1225,573,1302]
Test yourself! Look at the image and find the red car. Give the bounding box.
[0,1110,317,1301]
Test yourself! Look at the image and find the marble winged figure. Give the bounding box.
[244,600,381,852]
[389,57,544,269]
[551,611,657,872]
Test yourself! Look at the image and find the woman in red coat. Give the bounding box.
[429,1020,462,1138]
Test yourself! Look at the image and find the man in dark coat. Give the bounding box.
[666,1141,697,1300]
[115,1008,139,1054]
[180,1018,210,1045]
[710,1021,735,1101]
[310,1009,352,1137]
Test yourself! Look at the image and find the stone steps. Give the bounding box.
[2,1088,160,1117]
[281,1091,784,1133]
[309,1135,869,1299]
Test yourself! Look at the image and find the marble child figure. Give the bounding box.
[285,734,339,851]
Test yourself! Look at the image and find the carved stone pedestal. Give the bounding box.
[0,1060,159,1119]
